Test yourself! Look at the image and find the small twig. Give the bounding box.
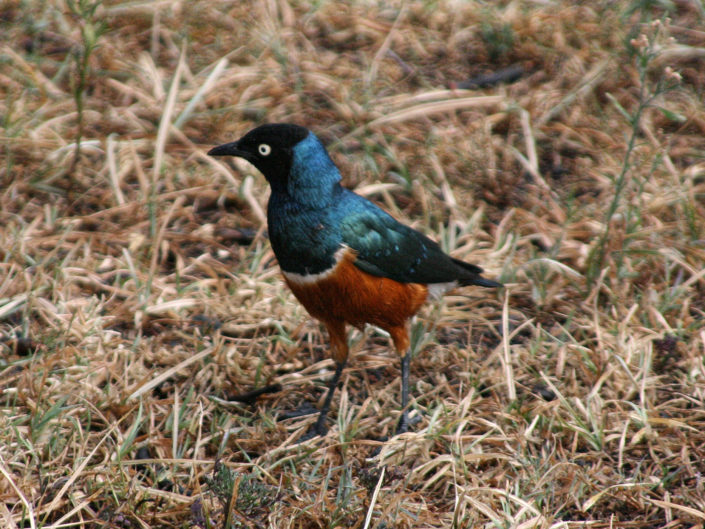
[365,5,407,87]
[363,466,385,529]
[501,288,516,402]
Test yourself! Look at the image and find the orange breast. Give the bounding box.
[283,248,428,336]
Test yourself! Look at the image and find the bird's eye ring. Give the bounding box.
[258,144,272,156]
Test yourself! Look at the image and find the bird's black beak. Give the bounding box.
[208,140,249,159]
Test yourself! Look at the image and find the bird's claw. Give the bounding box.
[395,411,422,435]
[297,422,328,443]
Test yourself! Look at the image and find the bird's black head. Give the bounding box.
[208,123,309,186]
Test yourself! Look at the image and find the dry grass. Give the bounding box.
[2,0,705,527]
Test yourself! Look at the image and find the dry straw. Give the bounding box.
[1,1,704,528]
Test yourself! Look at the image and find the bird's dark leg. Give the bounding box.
[297,319,349,440]
[388,325,414,436]
[302,360,345,439]
[395,351,411,435]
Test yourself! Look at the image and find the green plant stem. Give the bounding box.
[586,52,652,285]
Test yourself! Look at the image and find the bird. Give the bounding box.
[208,123,501,439]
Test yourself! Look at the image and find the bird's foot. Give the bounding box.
[297,418,329,443]
[395,411,422,436]
[395,414,409,435]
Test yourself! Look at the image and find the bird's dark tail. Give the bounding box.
[466,276,503,288]
[452,257,502,288]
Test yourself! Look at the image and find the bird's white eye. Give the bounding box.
[258,143,272,156]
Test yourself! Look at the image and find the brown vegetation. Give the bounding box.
[1,1,704,527]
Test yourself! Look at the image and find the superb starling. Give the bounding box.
[209,124,500,438]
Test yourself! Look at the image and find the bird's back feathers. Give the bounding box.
[210,123,501,289]
[337,190,498,287]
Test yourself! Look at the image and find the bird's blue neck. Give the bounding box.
[286,132,341,208]
[266,132,346,275]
